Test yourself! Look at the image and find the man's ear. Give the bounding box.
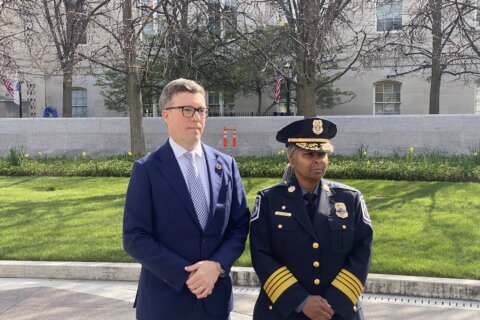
[162,110,169,124]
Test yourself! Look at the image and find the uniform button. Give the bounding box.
[313,261,320,268]
[353,305,357,311]
[312,242,319,249]
[342,225,347,230]
[269,305,273,310]
[314,279,320,285]
[278,224,283,229]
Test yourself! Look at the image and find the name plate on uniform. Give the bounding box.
[274,211,292,217]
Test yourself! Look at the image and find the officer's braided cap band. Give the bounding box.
[276,117,337,153]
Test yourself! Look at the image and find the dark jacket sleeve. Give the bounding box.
[250,191,309,318]
[323,192,373,319]
[123,161,191,292]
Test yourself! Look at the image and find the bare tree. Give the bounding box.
[373,0,480,114]
[29,0,110,117]
[252,0,368,116]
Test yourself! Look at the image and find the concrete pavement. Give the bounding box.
[0,261,479,319]
[1,278,480,319]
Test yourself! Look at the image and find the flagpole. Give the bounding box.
[18,82,22,118]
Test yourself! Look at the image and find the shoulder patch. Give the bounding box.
[360,195,372,226]
[250,195,262,222]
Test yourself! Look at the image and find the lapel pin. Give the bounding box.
[288,186,295,193]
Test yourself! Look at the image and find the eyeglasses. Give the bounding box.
[165,106,210,119]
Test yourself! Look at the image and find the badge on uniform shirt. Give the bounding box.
[215,163,222,171]
[335,202,348,219]
[251,195,262,222]
[288,186,296,193]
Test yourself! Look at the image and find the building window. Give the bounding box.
[224,0,237,38]
[69,1,88,44]
[207,1,222,35]
[477,1,480,28]
[208,91,220,115]
[72,88,88,117]
[475,81,480,114]
[374,81,401,115]
[376,0,402,32]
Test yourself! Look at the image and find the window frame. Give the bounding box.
[373,81,402,115]
[376,0,403,32]
[72,87,88,118]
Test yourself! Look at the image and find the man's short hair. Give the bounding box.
[160,78,206,110]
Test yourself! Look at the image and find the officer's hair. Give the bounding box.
[160,78,205,110]
[282,145,297,181]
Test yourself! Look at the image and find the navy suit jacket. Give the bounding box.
[123,140,250,320]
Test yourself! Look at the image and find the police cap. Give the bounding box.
[276,117,337,153]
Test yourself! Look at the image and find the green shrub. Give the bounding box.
[0,152,479,182]
[6,146,25,166]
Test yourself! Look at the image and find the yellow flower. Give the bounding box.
[82,151,87,157]
[409,147,414,154]
[277,149,286,155]
[127,151,133,156]
[24,153,30,158]
[362,150,367,156]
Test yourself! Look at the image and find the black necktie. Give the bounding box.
[304,192,317,223]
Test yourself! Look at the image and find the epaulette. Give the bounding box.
[325,180,360,193]
[260,181,287,193]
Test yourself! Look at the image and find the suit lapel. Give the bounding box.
[286,178,317,239]
[153,142,202,230]
[203,144,223,222]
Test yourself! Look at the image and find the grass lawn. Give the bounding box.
[1,176,479,280]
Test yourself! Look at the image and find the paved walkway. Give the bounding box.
[1,278,479,320]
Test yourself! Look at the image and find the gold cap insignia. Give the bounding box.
[215,163,222,170]
[335,202,348,219]
[288,186,296,193]
[312,119,323,135]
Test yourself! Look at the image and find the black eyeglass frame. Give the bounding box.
[165,106,210,118]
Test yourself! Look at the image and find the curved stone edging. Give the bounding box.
[0,261,479,301]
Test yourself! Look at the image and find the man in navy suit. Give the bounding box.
[123,78,250,320]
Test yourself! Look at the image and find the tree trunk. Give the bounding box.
[429,0,442,114]
[256,84,262,115]
[124,0,145,154]
[62,67,73,117]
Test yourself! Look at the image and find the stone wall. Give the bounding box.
[0,115,479,157]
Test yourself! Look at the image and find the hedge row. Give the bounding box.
[1,153,479,182]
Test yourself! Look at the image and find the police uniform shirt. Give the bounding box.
[249,177,373,320]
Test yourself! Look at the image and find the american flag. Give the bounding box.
[2,77,15,96]
[274,74,284,102]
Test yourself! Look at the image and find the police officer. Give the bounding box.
[250,117,373,320]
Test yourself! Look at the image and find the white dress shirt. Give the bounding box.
[169,137,211,208]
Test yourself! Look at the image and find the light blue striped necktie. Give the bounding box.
[184,152,209,229]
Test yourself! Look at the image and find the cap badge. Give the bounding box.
[335,202,348,219]
[312,119,323,135]
[288,186,296,193]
